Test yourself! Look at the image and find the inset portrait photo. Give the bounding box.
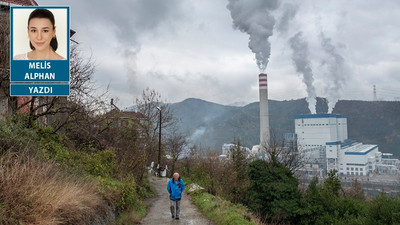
[12,7,68,60]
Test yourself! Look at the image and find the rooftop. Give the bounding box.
[341,139,358,148]
[295,113,346,119]
[344,144,378,155]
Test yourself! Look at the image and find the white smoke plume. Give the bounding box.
[227,0,280,72]
[289,32,317,114]
[189,126,206,142]
[276,3,298,35]
[319,31,348,113]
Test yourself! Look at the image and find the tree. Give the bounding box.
[343,179,364,200]
[247,159,301,224]
[367,192,400,225]
[134,88,174,178]
[259,130,305,173]
[165,125,187,176]
[321,170,341,197]
[297,177,324,225]
[228,141,250,203]
[298,171,369,225]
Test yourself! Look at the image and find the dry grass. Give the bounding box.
[117,209,143,225]
[0,152,110,225]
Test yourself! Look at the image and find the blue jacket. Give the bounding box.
[167,177,185,200]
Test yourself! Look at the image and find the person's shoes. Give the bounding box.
[172,215,175,219]
[175,217,179,220]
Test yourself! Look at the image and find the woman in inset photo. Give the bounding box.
[14,8,65,60]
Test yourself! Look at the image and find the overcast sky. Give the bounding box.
[36,0,400,108]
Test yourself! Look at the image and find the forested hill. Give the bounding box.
[170,98,400,156]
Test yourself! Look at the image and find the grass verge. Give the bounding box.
[184,179,256,225]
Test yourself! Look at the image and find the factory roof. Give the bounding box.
[341,139,358,148]
[344,144,378,155]
[295,114,346,119]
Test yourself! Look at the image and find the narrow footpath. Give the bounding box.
[140,176,214,225]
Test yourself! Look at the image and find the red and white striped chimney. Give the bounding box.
[259,73,270,147]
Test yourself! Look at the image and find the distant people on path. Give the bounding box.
[167,172,185,220]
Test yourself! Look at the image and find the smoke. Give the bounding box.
[62,0,185,97]
[189,127,206,142]
[289,32,317,114]
[124,48,139,95]
[275,3,316,114]
[226,0,280,72]
[319,31,348,113]
[276,3,298,35]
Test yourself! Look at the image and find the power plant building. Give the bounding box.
[295,114,392,176]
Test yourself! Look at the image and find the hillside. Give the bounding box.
[170,98,400,156]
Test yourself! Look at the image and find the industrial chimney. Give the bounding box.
[259,73,270,148]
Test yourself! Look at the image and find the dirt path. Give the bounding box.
[140,176,214,225]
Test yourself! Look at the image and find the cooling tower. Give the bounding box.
[259,73,270,148]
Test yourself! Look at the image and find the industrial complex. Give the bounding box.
[294,113,399,177]
[220,73,399,179]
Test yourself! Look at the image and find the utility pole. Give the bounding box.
[373,85,377,101]
[156,107,162,169]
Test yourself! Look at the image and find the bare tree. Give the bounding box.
[165,125,187,176]
[259,129,305,173]
[135,88,174,167]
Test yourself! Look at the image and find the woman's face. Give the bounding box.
[28,18,55,51]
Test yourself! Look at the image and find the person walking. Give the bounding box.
[167,172,185,220]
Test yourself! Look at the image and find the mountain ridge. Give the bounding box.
[169,98,400,156]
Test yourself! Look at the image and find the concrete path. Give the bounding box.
[140,176,214,225]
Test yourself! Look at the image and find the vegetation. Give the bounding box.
[247,159,301,223]
[0,152,109,224]
[177,141,400,225]
[0,114,156,224]
[191,192,255,225]
[184,179,256,225]
[1,11,169,223]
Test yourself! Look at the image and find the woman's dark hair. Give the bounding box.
[28,8,58,51]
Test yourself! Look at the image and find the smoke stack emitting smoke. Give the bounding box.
[227,0,280,72]
[227,0,280,146]
[289,32,317,114]
[226,1,348,145]
[319,31,348,113]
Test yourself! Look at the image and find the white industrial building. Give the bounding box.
[295,114,398,177]
[219,143,251,159]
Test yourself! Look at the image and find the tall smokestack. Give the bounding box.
[259,73,270,147]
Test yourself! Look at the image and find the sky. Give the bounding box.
[36,0,400,108]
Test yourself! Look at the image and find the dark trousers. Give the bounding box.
[170,199,181,218]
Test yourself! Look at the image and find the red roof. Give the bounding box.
[0,0,38,6]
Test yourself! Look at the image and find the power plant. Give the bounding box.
[294,113,399,177]
[219,73,399,179]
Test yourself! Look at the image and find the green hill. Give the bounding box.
[170,98,400,156]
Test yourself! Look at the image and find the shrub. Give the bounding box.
[367,192,400,225]
[247,159,301,224]
[0,118,39,154]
